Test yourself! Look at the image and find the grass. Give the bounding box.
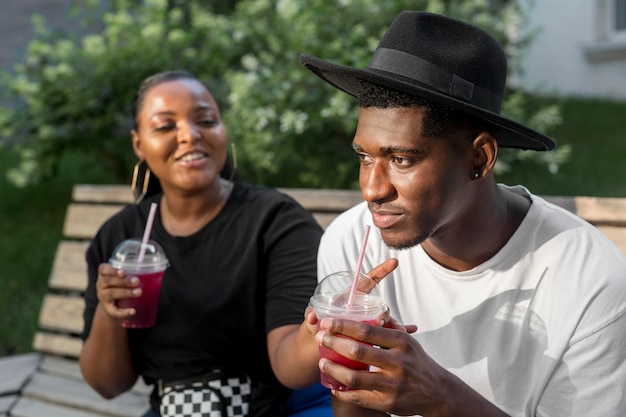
[495,97,626,197]
[0,96,625,356]
[0,150,117,356]
[0,169,67,356]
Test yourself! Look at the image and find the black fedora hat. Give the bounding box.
[300,11,556,151]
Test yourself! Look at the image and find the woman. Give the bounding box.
[79,70,329,417]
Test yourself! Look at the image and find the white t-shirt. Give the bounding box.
[317,185,626,416]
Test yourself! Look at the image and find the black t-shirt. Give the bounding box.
[82,182,323,416]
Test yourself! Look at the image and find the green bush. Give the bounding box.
[0,0,568,189]
[0,0,236,186]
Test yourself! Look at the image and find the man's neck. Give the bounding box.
[421,185,531,271]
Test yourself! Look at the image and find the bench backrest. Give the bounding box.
[34,185,626,359]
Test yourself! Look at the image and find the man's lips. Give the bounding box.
[370,207,404,229]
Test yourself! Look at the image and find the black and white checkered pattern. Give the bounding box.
[160,375,251,417]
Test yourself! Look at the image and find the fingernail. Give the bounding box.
[319,317,331,330]
[315,331,325,345]
[132,288,141,295]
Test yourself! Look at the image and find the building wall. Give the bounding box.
[0,0,87,108]
[0,0,79,74]
[518,0,626,99]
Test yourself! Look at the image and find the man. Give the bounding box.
[300,10,626,417]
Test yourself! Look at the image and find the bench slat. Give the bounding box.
[38,356,152,396]
[11,396,110,417]
[72,184,626,223]
[0,354,40,396]
[0,395,15,415]
[49,241,90,292]
[279,188,363,212]
[32,333,82,359]
[573,196,626,226]
[64,204,125,240]
[73,185,134,205]
[72,184,366,211]
[38,295,84,334]
[71,184,626,223]
[311,212,345,230]
[61,201,352,244]
[21,372,148,417]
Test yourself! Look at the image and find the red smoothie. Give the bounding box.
[319,318,378,390]
[310,271,387,391]
[117,270,165,328]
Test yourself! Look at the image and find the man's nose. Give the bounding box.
[360,162,396,204]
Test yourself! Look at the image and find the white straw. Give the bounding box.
[347,225,371,307]
[138,202,158,263]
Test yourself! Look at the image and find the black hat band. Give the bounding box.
[368,48,502,113]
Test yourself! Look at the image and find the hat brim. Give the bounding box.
[300,54,556,151]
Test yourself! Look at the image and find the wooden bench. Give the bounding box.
[1,184,625,417]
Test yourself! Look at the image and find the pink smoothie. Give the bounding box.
[117,270,164,328]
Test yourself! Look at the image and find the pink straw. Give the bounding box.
[347,225,371,307]
[138,202,158,263]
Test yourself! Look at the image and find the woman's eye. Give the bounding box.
[154,124,175,132]
[199,118,217,127]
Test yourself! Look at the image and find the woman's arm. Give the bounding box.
[332,396,388,417]
[267,259,401,389]
[80,304,138,397]
[267,312,321,389]
[79,264,139,398]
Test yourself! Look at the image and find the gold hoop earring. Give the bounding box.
[229,142,238,181]
[131,160,152,203]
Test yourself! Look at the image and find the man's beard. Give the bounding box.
[383,230,431,250]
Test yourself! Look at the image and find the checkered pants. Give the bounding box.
[159,375,251,417]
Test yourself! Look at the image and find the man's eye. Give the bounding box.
[391,156,413,167]
[356,153,374,163]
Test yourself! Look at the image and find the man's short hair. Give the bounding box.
[356,79,489,143]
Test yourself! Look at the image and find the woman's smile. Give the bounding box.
[175,151,209,168]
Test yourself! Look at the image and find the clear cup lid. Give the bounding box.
[309,271,385,313]
[109,238,169,272]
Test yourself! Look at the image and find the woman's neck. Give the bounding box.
[159,178,234,237]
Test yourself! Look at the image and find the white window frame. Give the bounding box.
[586,0,626,61]
[616,0,626,33]
[610,0,626,39]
